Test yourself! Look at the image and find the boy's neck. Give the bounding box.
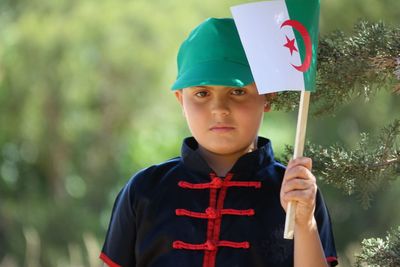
[197,141,257,177]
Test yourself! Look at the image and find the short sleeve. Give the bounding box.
[100,183,136,267]
[315,189,338,267]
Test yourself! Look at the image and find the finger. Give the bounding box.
[283,165,315,183]
[283,178,315,193]
[282,188,317,204]
[286,157,312,171]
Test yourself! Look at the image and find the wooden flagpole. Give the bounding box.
[284,90,311,239]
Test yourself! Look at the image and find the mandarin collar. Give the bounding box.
[181,136,275,177]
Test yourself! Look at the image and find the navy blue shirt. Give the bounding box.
[101,137,338,267]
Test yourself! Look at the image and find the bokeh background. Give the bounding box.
[0,0,399,266]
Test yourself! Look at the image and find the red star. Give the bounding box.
[283,36,298,56]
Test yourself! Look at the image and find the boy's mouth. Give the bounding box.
[209,125,235,132]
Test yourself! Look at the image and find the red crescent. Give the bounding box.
[281,20,312,72]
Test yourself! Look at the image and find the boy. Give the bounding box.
[100,18,338,267]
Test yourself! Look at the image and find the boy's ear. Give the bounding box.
[174,90,183,106]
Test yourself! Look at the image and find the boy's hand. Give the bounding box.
[280,157,317,228]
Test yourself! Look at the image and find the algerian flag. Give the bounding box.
[232,0,320,239]
[231,0,320,94]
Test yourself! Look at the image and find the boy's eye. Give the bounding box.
[231,89,245,96]
[195,91,209,97]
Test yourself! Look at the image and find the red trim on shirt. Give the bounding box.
[178,177,261,189]
[173,240,250,250]
[99,252,121,267]
[175,207,255,219]
[207,173,233,267]
[174,172,261,267]
[204,181,218,267]
[326,256,338,263]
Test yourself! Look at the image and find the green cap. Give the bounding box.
[171,18,254,90]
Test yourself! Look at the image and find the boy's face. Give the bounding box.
[175,83,272,156]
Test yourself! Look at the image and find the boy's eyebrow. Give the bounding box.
[193,85,238,89]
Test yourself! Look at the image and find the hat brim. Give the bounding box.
[171,60,254,90]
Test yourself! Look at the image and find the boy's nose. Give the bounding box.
[211,97,230,116]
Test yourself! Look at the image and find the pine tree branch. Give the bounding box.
[273,20,400,115]
[281,119,400,208]
[355,226,400,267]
[370,158,400,169]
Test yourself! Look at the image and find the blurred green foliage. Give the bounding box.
[355,226,400,267]
[0,0,399,266]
